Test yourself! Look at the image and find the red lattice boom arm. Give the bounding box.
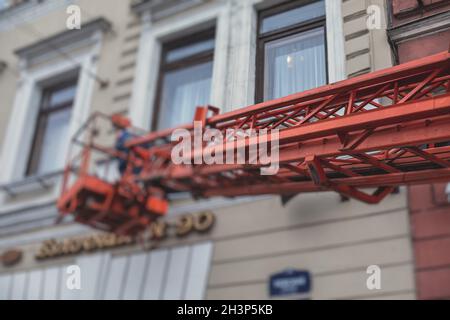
[58,50,450,235]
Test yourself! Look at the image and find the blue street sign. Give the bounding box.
[269,269,311,297]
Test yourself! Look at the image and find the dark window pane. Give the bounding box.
[260,0,325,34]
[27,78,77,176]
[35,108,72,174]
[47,84,77,108]
[264,27,326,100]
[165,38,215,63]
[158,61,213,129]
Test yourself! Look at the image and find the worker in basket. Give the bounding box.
[111,114,138,175]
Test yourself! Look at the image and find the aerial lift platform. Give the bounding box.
[57,50,450,236]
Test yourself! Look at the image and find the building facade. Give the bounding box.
[0,0,445,300]
[387,0,450,300]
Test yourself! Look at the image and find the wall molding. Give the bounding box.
[388,10,450,44]
[0,0,74,31]
[14,17,111,65]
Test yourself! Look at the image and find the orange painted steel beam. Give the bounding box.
[126,51,450,148]
[203,167,450,197]
[167,95,450,178]
[57,50,450,235]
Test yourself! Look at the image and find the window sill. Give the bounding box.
[0,0,28,14]
[0,170,62,195]
[0,0,37,21]
[0,170,63,210]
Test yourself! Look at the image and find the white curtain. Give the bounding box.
[159,61,212,129]
[36,108,72,175]
[265,27,326,100]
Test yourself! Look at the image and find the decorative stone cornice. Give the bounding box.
[0,0,75,31]
[14,17,112,61]
[131,0,209,22]
[388,10,450,44]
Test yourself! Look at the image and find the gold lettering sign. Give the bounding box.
[175,211,215,236]
[175,214,194,237]
[35,234,133,260]
[149,220,167,240]
[35,211,215,260]
[1,249,23,267]
[194,211,215,232]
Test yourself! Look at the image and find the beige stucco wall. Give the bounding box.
[343,0,393,77]
[205,191,414,299]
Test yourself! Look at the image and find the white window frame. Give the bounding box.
[130,1,231,129]
[0,32,102,208]
[250,0,346,103]
[130,0,345,129]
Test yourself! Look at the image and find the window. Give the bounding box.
[154,29,215,130]
[26,78,78,176]
[0,0,9,10]
[256,0,327,102]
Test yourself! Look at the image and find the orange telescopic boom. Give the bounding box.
[58,50,450,236]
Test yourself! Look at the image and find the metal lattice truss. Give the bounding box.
[58,51,450,235]
[127,51,450,203]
